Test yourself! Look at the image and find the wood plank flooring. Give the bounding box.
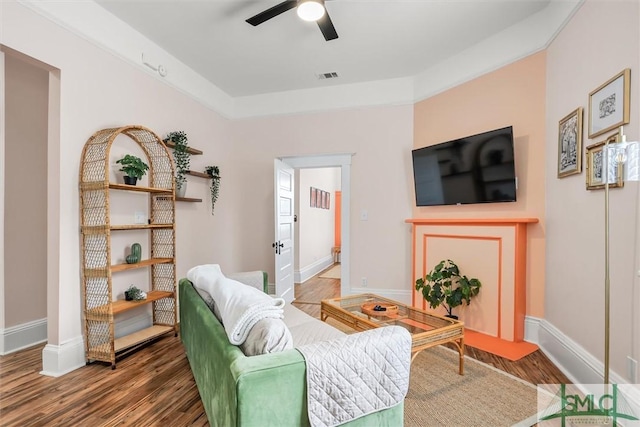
[0,266,569,426]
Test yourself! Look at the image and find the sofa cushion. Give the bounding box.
[282,304,346,347]
[240,318,294,356]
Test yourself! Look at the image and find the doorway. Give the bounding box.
[276,154,353,299]
[295,167,341,283]
[1,46,61,376]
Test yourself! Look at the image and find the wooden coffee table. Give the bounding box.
[321,293,464,374]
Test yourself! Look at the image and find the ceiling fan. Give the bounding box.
[246,0,339,41]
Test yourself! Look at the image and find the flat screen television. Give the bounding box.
[412,126,517,206]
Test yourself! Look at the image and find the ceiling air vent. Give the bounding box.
[317,72,339,80]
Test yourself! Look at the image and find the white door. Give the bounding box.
[274,159,295,303]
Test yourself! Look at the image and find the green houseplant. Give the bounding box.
[124,285,147,301]
[164,131,190,197]
[116,154,149,186]
[415,259,481,319]
[205,166,221,215]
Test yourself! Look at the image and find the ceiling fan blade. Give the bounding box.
[317,11,338,41]
[246,1,298,26]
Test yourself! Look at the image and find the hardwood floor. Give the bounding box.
[0,267,569,426]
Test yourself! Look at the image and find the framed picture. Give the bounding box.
[310,187,317,207]
[321,191,327,209]
[327,192,330,210]
[588,68,631,138]
[586,133,624,190]
[557,107,583,178]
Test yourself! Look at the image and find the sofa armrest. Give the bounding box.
[180,279,308,426]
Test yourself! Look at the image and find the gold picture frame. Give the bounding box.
[557,107,583,178]
[588,68,631,138]
[585,133,624,190]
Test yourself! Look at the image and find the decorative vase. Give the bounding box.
[445,314,459,320]
[176,181,187,198]
[123,176,137,186]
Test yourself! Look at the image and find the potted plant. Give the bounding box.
[205,166,221,215]
[164,131,190,197]
[124,285,147,301]
[415,259,481,319]
[116,154,149,186]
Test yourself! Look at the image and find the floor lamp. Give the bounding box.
[603,126,639,385]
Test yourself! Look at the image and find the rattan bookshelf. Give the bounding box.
[79,125,177,369]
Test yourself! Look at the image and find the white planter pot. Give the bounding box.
[176,181,187,198]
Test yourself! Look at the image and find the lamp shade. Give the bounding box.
[297,0,325,21]
[607,140,640,182]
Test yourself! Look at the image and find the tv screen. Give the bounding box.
[412,126,516,206]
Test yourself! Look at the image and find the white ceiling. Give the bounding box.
[95,0,554,98]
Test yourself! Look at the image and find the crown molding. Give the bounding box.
[17,0,582,119]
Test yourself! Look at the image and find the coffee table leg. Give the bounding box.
[454,338,465,375]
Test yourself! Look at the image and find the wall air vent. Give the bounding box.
[317,72,339,80]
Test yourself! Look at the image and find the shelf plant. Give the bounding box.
[205,166,221,215]
[415,259,481,319]
[125,285,147,301]
[116,154,149,185]
[164,131,190,196]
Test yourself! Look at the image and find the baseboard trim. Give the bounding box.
[528,317,628,385]
[0,318,47,355]
[295,255,334,284]
[40,335,85,377]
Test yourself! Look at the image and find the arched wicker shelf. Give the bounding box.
[79,125,177,369]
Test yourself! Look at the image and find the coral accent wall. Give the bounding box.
[413,52,547,318]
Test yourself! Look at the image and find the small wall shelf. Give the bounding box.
[163,140,203,155]
[185,170,211,179]
[176,197,203,203]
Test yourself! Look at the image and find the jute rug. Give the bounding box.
[405,346,538,426]
[318,264,341,279]
[324,318,537,426]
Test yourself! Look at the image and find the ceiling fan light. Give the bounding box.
[297,0,325,22]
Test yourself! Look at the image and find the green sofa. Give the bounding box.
[179,278,405,427]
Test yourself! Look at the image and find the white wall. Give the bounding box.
[296,168,340,281]
[545,0,639,382]
[229,107,414,296]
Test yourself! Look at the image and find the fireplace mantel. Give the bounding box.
[405,218,539,226]
[406,217,539,343]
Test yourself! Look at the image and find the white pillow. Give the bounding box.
[240,318,293,356]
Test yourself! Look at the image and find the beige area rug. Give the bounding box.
[318,264,341,279]
[323,318,538,426]
[406,347,538,426]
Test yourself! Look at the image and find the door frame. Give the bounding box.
[278,153,353,296]
[1,46,62,373]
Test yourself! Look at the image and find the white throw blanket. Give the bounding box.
[297,326,411,427]
[187,264,285,345]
